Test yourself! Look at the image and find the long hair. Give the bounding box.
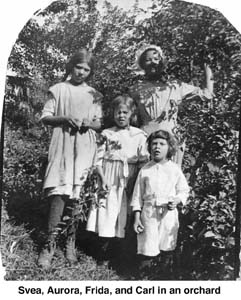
[62,49,95,81]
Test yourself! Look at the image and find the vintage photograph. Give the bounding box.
[1,0,240,281]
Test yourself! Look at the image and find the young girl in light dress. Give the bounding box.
[86,95,149,259]
[131,129,189,277]
[38,49,103,269]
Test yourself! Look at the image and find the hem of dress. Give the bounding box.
[137,246,176,256]
[137,251,160,257]
[86,229,125,239]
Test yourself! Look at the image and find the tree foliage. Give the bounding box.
[3,0,240,280]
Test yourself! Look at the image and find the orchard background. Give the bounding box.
[1,0,241,280]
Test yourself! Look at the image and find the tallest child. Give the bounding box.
[38,49,103,269]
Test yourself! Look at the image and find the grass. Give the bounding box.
[1,205,126,281]
[1,199,239,281]
[1,124,238,281]
[1,124,136,281]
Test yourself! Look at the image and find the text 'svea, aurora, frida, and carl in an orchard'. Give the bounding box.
[17,284,222,295]
[1,0,240,281]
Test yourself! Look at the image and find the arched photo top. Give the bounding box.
[1,0,241,283]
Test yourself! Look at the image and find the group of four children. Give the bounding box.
[37,45,214,275]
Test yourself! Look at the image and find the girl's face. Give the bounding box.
[71,62,91,84]
[142,50,162,78]
[151,138,169,162]
[114,104,132,128]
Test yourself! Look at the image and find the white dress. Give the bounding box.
[41,81,103,199]
[86,126,149,238]
[131,160,189,256]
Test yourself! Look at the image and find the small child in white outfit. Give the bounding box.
[131,129,189,277]
[86,94,149,261]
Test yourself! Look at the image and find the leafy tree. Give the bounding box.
[3,0,240,279]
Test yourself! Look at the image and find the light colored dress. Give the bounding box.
[86,126,149,238]
[131,160,189,256]
[129,80,213,164]
[41,81,103,199]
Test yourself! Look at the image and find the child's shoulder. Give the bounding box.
[167,79,185,89]
[165,161,185,177]
[141,160,181,171]
[139,160,155,171]
[129,126,147,138]
[102,126,118,136]
[129,79,151,93]
[165,160,181,169]
[103,126,146,136]
[86,86,103,100]
[48,81,70,95]
[49,81,66,90]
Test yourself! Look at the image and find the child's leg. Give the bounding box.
[157,250,175,279]
[48,195,65,235]
[116,213,137,273]
[96,236,111,263]
[65,198,79,264]
[137,254,155,279]
[38,195,65,269]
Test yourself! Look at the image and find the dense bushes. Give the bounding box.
[3,124,49,226]
[177,98,237,279]
[3,0,240,279]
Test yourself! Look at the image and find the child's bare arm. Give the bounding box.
[41,115,79,129]
[133,211,144,234]
[96,165,109,191]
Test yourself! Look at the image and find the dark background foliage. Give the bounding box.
[2,0,241,280]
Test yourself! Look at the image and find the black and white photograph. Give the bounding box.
[0,0,241,290]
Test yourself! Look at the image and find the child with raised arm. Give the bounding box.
[131,129,189,277]
[129,44,214,166]
[38,49,103,269]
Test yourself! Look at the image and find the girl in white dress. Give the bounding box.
[38,49,103,269]
[131,129,189,276]
[86,95,148,258]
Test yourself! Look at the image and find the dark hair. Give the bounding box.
[63,49,95,81]
[147,129,177,160]
[139,48,167,71]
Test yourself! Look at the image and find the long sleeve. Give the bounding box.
[130,171,143,211]
[180,81,213,101]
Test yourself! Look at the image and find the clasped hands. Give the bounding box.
[66,117,91,134]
